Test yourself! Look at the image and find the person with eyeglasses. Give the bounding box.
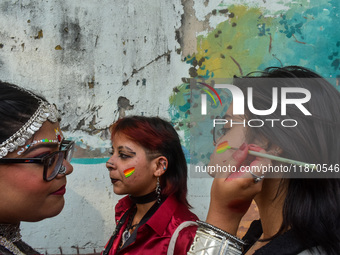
[188,66,340,255]
[0,81,74,255]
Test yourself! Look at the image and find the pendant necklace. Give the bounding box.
[121,208,138,246]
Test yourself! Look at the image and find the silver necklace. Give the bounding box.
[121,209,138,246]
[0,224,24,255]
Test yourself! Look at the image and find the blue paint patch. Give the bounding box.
[71,157,110,164]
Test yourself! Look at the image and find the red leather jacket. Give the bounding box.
[103,195,198,255]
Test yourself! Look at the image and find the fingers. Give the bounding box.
[244,144,271,182]
[213,143,272,186]
[223,144,271,186]
[208,144,272,230]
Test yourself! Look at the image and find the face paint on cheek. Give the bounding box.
[216,141,231,154]
[123,167,135,178]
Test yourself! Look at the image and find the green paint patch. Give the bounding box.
[170,1,340,164]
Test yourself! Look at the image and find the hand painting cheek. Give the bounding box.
[248,144,264,152]
[231,143,248,165]
[123,167,135,178]
[225,171,244,181]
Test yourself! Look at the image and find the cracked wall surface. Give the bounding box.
[0,0,339,254]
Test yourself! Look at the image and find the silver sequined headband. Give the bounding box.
[0,102,60,159]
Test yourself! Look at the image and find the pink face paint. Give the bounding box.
[123,167,135,178]
[216,141,231,154]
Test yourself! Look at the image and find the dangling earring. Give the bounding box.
[156,177,161,204]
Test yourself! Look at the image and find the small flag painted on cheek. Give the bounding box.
[216,141,231,154]
[124,167,135,178]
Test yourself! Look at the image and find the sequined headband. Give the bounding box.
[0,102,60,159]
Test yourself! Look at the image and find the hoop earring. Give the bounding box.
[156,177,161,204]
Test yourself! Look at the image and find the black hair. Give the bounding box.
[234,66,340,254]
[0,80,47,144]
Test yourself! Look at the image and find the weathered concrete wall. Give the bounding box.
[1,0,339,254]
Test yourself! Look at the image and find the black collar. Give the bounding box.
[129,191,158,204]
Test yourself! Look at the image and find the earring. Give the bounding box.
[163,166,166,170]
[156,177,161,204]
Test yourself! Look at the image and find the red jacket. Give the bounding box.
[103,195,198,255]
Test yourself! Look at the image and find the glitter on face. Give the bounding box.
[17,128,63,155]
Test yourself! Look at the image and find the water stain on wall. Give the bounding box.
[60,22,82,51]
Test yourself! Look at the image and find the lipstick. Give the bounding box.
[52,185,66,195]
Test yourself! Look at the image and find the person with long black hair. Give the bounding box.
[189,66,340,255]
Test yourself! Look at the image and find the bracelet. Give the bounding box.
[187,220,246,255]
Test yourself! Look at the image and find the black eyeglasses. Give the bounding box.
[213,125,228,145]
[0,140,75,181]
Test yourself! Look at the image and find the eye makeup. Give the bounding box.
[117,146,136,154]
[17,139,59,155]
[117,146,136,156]
[16,128,63,155]
[110,145,137,159]
[55,128,63,142]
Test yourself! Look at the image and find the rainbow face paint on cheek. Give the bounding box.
[123,167,135,178]
[216,141,231,154]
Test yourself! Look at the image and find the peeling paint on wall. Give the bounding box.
[171,0,340,157]
[1,0,339,253]
[117,96,134,118]
[170,0,340,239]
[177,0,212,58]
